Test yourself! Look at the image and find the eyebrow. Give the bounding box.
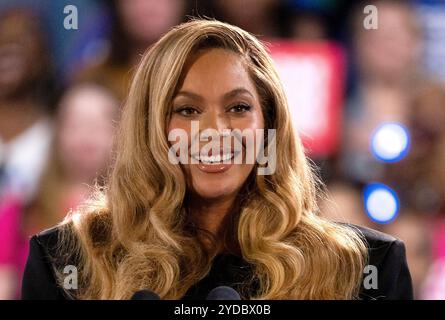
[174,87,255,101]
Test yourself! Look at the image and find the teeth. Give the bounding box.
[222,153,232,161]
[192,153,234,164]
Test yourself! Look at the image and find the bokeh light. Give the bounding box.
[370,122,410,163]
[363,183,400,224]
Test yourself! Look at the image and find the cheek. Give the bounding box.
[167,118,192,172]
[167,119,191,143]
[233,110,265,156]
[167,118,179,134]
[235,109,264,131]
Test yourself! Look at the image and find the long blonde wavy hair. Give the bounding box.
[56,18,367,300]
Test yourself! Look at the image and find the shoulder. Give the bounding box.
[32,224,76,264]
[341,223,413,300]
[32,225,62,252]
[22,224,76,300]
[344,223,399,252]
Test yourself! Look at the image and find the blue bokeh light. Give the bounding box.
[363,183,400,224]
[370,122,410,163]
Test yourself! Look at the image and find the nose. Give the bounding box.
[200,108,232,139]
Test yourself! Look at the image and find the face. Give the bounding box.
[58,86,118,182]
[118,0,184,45]
[0,11,45,97]
[355,2,419,79]
[168,48,264,201]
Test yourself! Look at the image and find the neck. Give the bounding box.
[189,192,239,254]
[191,194,235,235]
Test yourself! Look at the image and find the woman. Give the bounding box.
[0,8,55,299]
[25,81,120,237]
[22,19,412,300]
[1,80,119,299]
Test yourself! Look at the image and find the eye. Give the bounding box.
[228,104,251,113]
[175,106,200,116]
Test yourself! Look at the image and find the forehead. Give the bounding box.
[60,87,116,118]
[176,48,258,99]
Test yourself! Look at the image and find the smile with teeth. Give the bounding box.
[192,152,235,164]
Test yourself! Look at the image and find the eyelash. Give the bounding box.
[175,106,199,116]
[174,104,252,116]
[229,104,251,113]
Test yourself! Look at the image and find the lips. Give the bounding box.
[190,150,240,174]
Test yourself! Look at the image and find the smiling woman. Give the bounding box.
[21,18,413,300]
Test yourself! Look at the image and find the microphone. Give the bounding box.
[131,289,161,300]
[206,286,241,300]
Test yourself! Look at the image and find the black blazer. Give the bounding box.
[21,223,413,300]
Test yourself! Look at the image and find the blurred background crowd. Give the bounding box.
[0,0,444,300]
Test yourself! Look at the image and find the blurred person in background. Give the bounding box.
[383,82,445,259]
[339,0,423,184]
[383,82,445,212]
[285,0,358,41]
[1,80,120,299]
[288,8,328,41]
[375,81,445,299]
[411,85,445,298]
[213,0,282,38]
[0,8,55,299]
[284,0,340,41]
[429,138,445,257]
[25,81,120,236]
[383,212,433,299]
[77,0,187,101]
[0,8,55,201]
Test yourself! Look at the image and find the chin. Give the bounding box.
[192,181,240,200]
